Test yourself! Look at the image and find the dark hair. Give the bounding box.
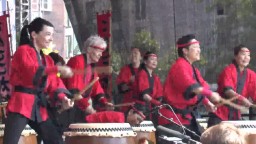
[131,47,140,51]
[143,51,155,60]
[140,51,155,69]
[177,34,196,57]
[49,52,65,65]
[234,44,248,56]
[19,17,54,46]
[131,46,138,49]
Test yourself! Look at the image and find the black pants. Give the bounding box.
[207,113,222,128]
[3,112,64,144]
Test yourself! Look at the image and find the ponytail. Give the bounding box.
[19,25,31,46]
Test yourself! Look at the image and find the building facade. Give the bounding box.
[16,0,77,60]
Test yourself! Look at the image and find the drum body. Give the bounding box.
[0,124,37,144]
[64,123,136,144]
[132,121,156,144]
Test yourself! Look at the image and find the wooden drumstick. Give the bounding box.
[249,104,256,108]
[215,95,239,107]
[220,97,248,112]
[72,69,86,75]
[113,102,135,107]
[72,77,100,101]
[58,77,99,113]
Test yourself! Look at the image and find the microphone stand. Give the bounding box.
[157,104,201,140]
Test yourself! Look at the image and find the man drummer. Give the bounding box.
[63,35,113,123]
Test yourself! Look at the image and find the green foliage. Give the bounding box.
[111,49,122,73]
[132,30,175,82]
[198,54,208,66]
[154,47,177,82]
[132,30,160,54]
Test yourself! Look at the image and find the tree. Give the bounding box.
[154,47,177,82]
[110,49,122,73]
[132,30,160,55]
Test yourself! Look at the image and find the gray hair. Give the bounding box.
[82,35,107,53]
[201,123,247,144]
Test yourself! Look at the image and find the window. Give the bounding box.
[65,36,72,58]
[135,0,146,20]
[216,4,224,15]
[67,19,71,27]
[31,0,39,12]
[41,0,52,11]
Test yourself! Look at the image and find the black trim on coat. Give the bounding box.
[183,83,201,100]
[53,88,72,101]
[117,82,130,94]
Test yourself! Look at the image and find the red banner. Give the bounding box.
[96,11,112,100]
[0,15,11,101]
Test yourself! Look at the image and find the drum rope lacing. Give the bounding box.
[67,127,134,132]
[132,124,154,128]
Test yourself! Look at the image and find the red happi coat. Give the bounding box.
[133,68,163,106]
[7,44,67,122]
[158,58,210,125]
[214,63,256,120]
[116,64,138,112]
[63,54,107,111]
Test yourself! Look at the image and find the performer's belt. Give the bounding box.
[14,86,48,107]
[165,94,203,121]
